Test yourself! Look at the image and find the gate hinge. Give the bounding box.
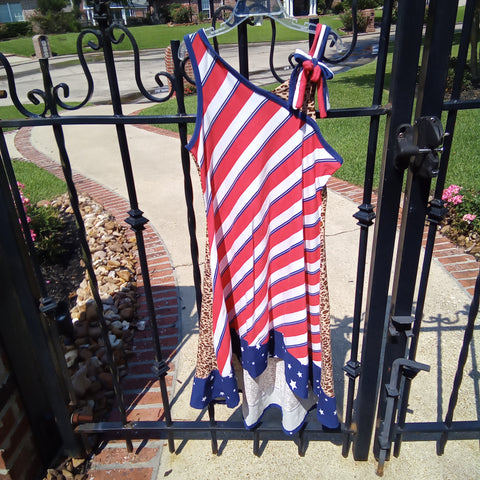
[394,116,446,179]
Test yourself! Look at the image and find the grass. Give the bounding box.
[12,159,66,204]
[0,14,345,57]
[0,5,466,57]
[0,103,50,120]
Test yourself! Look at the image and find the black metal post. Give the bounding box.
[0,153,82,461]
[238,20,249,79]
[393,0,475,457]
[341,0,393,458]
[352,0,426,461]
[373,0,458,462]
[171,40,203,317]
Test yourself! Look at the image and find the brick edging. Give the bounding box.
[14,126,179,480]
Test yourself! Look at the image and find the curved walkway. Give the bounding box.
[10,121,480,479]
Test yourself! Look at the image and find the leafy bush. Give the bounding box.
[15,182,68,263]
[332,2,345,14]
[171,4,192,24]
[441,185,480,248]
[31,10,80,34]
[445,57,472,94]
[126,17,150,27]
[37,0,67,14]
[0,22,32,40]
[340,9,370,32]
[28,203,68,263]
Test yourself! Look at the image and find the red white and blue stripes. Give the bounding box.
[185,28,342,432]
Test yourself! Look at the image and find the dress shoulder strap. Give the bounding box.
[288,24,334,119]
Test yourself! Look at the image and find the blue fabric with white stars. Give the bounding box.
[190,329,339,431]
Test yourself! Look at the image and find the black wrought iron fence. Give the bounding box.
[0,0,479,476]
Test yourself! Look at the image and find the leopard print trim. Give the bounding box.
[318,188,334,398]
[272,79,317,121]
[272,79,335,397]
[194,237,218,379]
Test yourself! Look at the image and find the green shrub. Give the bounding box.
[343,0,382,8]
[340,9,370,32]
[332,2,345,14]
[37,0,67,14]
[31,11,80,34]
[126,16,149,27]
[28,204,68,263]
[171,5,192,24]
[0,22,32,40]
[445,56,472,93]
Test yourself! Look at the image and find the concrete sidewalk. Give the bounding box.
[5,101,479,479]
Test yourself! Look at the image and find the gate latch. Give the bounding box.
[395,116,445,178]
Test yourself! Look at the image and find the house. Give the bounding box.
[82,0,149,25]
[0,0,36,22]
[197,0,317,18]
[0,0,149,25]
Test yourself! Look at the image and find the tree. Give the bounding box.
[37,0,68,15]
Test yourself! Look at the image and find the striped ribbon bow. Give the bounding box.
[291,49,334,118]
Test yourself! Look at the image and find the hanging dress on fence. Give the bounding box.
[184,24,342,434]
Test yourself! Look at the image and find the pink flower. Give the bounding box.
[462,214,477,223]
[442,184,462,203]
[451,195,463,205]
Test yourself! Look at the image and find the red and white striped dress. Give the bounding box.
[185,25,342,433]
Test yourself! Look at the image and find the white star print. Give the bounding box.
[287,363,292,370]
[255,344,261,350]
[319,409,324,415]
[202,396,207,402]
[297,371,302,378]
[289,380,297,390]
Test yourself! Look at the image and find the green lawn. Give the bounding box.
[0,14,345,57]
[12,159,66,204]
